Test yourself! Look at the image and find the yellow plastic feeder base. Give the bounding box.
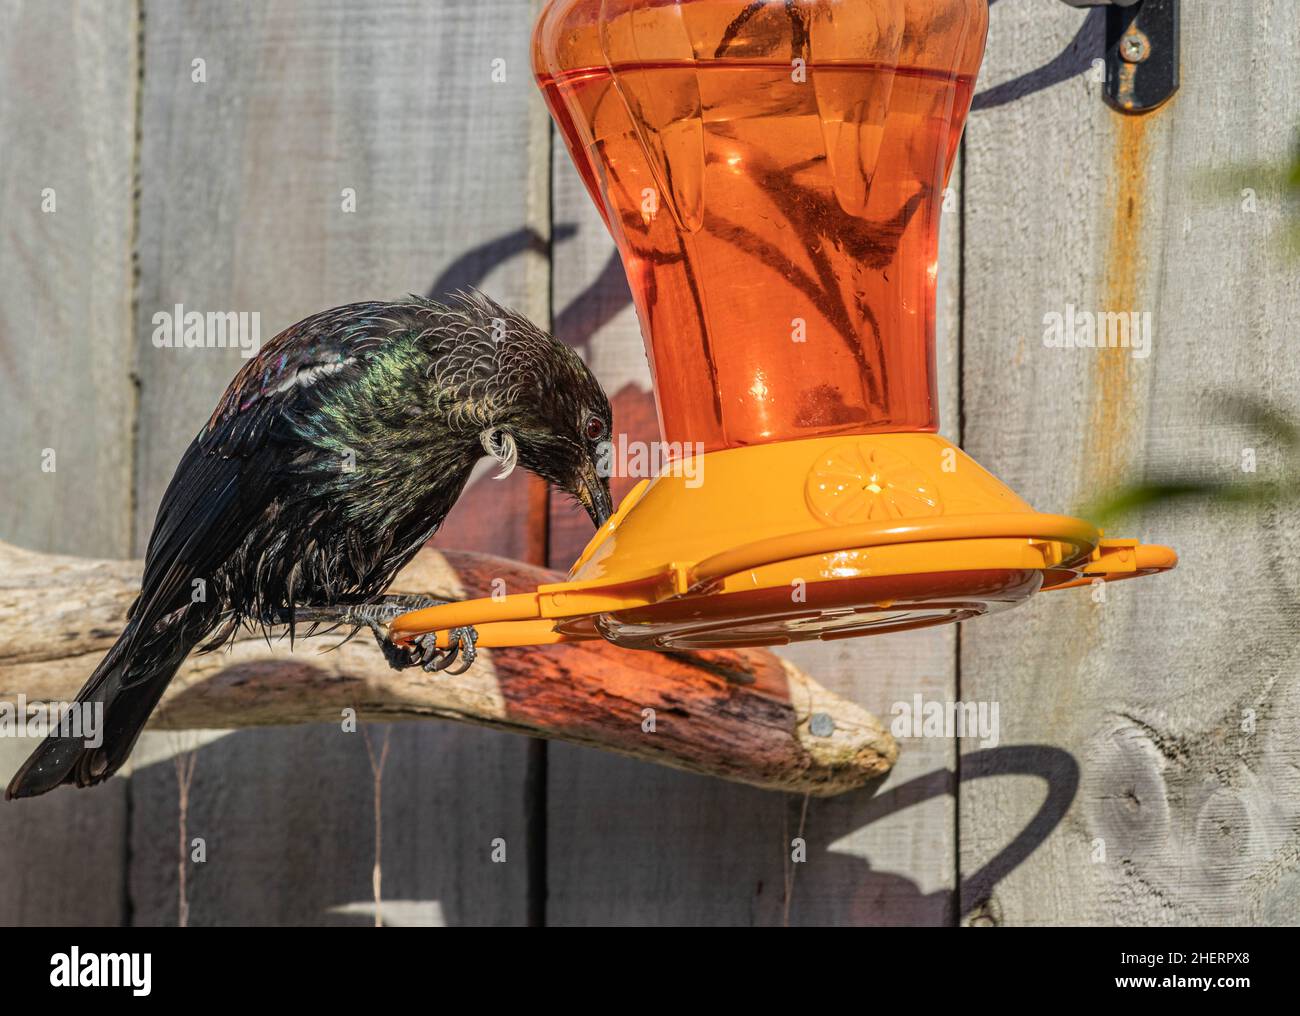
[388,434,1177,651]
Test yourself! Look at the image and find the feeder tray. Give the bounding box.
[390,0,1176,653]
[390,434,1175,650]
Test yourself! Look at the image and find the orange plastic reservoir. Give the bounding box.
[533,0,988,452]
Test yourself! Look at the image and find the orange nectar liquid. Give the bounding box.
[540,60,974,452]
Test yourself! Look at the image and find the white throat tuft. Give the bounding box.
[479,427,518,480]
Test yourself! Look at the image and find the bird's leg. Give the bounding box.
[263,596,478,674]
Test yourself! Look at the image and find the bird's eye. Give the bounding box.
[584,416,606,442]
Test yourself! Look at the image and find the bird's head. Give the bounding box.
[442,292,614,528]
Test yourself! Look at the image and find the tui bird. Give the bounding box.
[6,291,613,799]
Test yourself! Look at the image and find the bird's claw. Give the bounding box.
[339,599,470,674]
[412,626,477,676]
[378,631,418,671]
[352,616,417,673]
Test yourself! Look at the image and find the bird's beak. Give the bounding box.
[575,464,614,529]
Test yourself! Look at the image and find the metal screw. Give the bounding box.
[809,712,835,737]
[1120,32,1150,63]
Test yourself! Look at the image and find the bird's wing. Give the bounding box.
[129,303,401,642]
[205,302,397,439]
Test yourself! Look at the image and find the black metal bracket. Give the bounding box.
[1060,0,1180,114]
[1105,0,1180,113]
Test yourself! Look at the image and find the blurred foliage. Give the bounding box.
[1197,134,1300,258]
[1086,395,1297,527]
[1088,141,1300,525]
[1289,140,1300,256]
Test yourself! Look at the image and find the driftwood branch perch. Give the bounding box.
[0,540,896,796]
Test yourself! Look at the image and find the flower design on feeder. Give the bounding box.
[805,443,943,525]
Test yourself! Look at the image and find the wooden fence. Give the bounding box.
[0,0,1296,925]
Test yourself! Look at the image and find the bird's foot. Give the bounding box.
[410,626,478,676]
[405,623,478,680]
[259,597,475,673]
[343,600,472,674]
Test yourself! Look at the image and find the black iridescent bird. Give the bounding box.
[6,292,613,799]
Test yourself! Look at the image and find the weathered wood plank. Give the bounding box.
[126,0,544,926]
[7,0,1294,930]
[959,0,1300,925]
[0,0,138,926]
[542,128,965,926]
[0,0,137,557]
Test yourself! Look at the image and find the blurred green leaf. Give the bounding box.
[1084,395,1298,527]
[1090,140,1300,525]
[1197,135,1300,258]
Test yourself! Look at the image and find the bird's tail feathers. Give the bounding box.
[5,615,200,800]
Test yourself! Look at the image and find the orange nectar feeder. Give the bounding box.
[390,0,1176,652]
